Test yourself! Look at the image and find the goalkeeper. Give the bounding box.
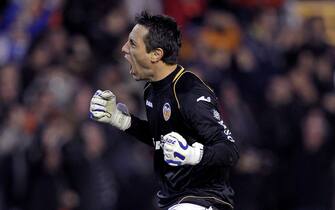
[89,11,239,210]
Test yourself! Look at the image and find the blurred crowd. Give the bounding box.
[0,0,334,210]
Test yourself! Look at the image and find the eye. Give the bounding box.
[129,39,136,47]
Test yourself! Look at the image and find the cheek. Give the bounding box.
[129,49,140,62]
[131,50,150,66]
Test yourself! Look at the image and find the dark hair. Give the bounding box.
[135,11,181,65]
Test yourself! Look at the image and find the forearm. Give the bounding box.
[199,140,239,167]
[125,115,153,147]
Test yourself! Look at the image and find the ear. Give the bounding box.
[150,48,164,63]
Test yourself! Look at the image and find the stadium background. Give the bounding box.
[0,0,335,210]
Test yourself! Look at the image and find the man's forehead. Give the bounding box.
[129,24,149,40]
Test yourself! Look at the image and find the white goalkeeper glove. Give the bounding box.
[89,90,131,131]
[162,132,204,166]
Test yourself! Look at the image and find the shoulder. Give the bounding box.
[173,71,215,108]
[174,71,214,96]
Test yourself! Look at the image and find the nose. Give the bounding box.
[121,41,129,54]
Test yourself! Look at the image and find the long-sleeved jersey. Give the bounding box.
[126,65,239,209]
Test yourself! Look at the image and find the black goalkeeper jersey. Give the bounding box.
[126,65,239,209]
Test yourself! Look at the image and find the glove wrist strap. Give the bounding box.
[110,110,131,130]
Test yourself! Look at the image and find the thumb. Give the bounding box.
[117,103,129,115]
[100,90,115,100]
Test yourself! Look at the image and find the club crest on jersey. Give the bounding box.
[163,103,171,121]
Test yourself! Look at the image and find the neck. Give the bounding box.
[150,63,178,82]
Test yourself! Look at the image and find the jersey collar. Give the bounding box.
[151,65,184,91]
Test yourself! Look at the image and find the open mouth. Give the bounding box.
[129,64,134,75]
[124,55,133,74]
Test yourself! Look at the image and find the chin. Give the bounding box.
[133,77,145,81]
[131,74,141,81]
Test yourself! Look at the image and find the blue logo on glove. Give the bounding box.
[174,152,185,160]
[178,140,188,150]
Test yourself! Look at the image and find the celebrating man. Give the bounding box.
[89,11,239,210]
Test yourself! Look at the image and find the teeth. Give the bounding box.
[129,65,133,74]
[123,54,134,75]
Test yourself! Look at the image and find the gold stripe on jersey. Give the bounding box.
[173,70,186,108]
[144,66,184,96]
[173,70,214,109]
[172,67,185,82]
[143,82,151,95]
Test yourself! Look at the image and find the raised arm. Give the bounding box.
[89,90,153,146]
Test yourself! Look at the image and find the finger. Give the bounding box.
[90,104,106,112]
[91,97,107,106]
[165,159,181,166]
[163,134,173,141]
[163,147,174,154]
[94,90,102,96]
[164,153,172,159]
[89,112,94,119]
[163,135,178,144]
[163,144,174,152]
[165,134,178,143]
[170,133,187,146]
[91,111,106,119]
[117,103,129,115]
[100,90,115,100]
